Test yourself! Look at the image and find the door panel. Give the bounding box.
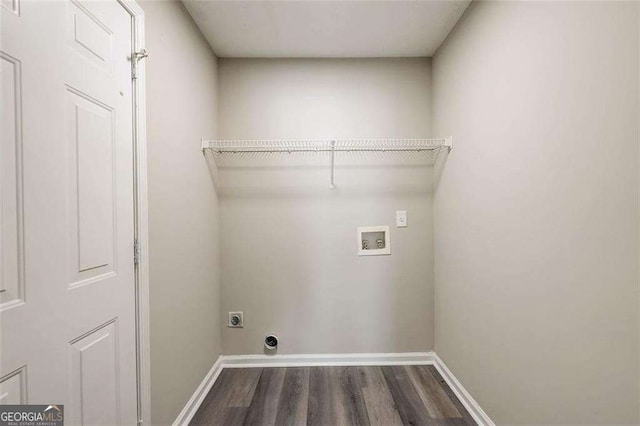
[0,51,24,310]
[1,1,137,424]
[67,0,114,74]
[66,87,116,286]
[0,0,19,16]
[0,367,26,404]
[69,320,119,425]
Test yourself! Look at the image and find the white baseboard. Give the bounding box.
[432,353,496,426]
[174,351,494,426]
[173,355,223,426]
[222,351,435,368]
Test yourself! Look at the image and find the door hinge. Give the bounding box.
[131,49,148,80]
[134,239,141,265]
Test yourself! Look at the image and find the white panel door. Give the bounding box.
[1,1,137,424]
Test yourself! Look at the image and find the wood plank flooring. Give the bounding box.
[190,366,476,426]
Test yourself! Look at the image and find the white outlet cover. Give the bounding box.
[396,211,407,227]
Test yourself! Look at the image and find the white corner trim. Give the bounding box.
[173,355,224,426]
[221,351,435,368]
[432,353,496,426]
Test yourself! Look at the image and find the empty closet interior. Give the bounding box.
[141,1,640,425]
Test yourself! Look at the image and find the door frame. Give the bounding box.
[113,1,150,425]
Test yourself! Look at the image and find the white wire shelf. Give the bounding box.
[201,138,451,153]
[201,138,452,189]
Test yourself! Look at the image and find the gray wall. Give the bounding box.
[432,1,639,424]
[141,1,221,424]
[218,58,435,355]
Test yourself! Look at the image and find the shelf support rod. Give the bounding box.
[329,140,336,189]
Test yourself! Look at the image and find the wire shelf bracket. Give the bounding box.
[201,137,453,189]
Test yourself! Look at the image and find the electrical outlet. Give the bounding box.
[396,211,407,228]
[228,312,243,328]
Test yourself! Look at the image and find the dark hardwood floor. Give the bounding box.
[190,365,476,426]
